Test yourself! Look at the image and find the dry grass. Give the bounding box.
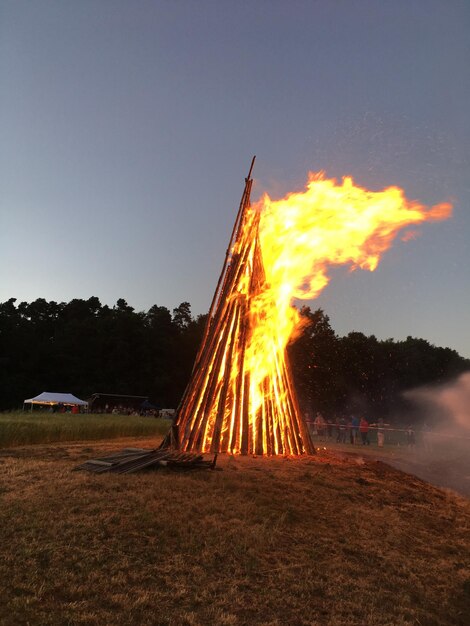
[0,438,469,626]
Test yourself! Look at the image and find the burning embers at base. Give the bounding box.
[171,159,452,456]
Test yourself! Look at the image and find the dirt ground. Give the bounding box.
[1,438,469,626]
[326,438,470,498]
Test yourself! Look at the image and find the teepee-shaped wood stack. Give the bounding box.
[172,158,314,455]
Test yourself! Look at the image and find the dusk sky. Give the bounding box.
[1,1,469,357]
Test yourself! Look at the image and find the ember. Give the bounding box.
[169,159,452,456]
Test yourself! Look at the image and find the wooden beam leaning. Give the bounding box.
[172,157,315,456]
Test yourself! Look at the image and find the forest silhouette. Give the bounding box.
[1,297,468,421]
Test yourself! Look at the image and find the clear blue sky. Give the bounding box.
[1,1,469,357]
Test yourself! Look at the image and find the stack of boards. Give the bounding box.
[74,448,217,474]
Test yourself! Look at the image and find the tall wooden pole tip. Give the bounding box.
[246,156,256,182]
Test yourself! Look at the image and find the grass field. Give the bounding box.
[1,436,469,626]
[0,412,170,447]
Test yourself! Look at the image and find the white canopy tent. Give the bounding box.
[23,392,88,411]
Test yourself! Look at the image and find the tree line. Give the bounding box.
[1,297,468,421]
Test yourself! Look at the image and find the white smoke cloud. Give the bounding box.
[405,371,470,431]
[395,372,470,497]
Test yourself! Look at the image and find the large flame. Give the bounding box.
[176,170,452,455]
[245,173,452,414]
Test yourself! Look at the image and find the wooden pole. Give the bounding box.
[172,157,314,456]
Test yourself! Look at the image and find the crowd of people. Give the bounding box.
[49,403,175,418]
[50,403,82,414]
[307,412,419,448]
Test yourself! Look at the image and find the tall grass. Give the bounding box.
[0,412,170,447]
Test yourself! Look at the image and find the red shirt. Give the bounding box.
[359,419,369,432]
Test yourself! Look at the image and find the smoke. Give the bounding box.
[404,371,470,431]
[394,372,470,497]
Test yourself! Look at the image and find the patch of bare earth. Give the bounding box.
[0,438,469,626]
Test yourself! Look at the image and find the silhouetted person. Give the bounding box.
[406,425,416,447]
[351,415,359,444]
[360,417,370,445]
[338,417,347,443]
[347,416,354,444]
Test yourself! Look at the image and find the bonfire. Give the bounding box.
[169,158,452,456]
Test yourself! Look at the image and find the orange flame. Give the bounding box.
[244,173,452,413]
[176,170,452,455]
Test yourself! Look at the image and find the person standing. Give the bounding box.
[359,416,370,445]
[376,418,385,447]
[406,425,416,447]
[313,412,321,437]
[335,416,341,442]
[312,412,326,440]
[326,416,333,440]
[304,412,314,438]
[351,415,359,444]
[338,416,347,443]
[347,416,353,444]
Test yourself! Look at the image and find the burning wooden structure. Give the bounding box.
[163,156,452,456]
[169,158,314,456]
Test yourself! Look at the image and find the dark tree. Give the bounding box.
[1,297,468,421]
